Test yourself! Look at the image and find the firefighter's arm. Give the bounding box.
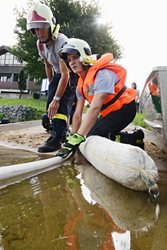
[43,58,53,82]
[77,92,107,136]
[55,97,86,159]
[72,98,85,133]
[55,94,106,158]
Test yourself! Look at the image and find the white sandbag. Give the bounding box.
[79,136,159,191]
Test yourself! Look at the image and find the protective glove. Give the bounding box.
[56,133,85,158]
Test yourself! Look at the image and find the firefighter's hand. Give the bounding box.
[56,133,85,158]
[48,100,60,119]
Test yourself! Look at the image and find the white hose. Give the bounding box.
[0,156,65,181]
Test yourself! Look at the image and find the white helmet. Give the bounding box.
[59,38,97,65]
[26,1,59,39]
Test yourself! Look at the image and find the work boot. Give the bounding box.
[38,118,67,153]
[119,129,145,150]
[38,132,61,153]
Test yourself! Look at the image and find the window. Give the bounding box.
[0,52,22,66]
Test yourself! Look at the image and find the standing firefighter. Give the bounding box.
[26,1,77,153]
[56,38,136,157]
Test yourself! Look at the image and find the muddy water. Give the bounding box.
[0,148,166,250]
[0,147,52,166]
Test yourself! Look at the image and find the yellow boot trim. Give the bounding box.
[54,113,68,122]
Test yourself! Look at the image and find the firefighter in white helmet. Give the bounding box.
[27,1,77,153]
[56,38,136,158]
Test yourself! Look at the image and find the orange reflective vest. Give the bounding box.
[77,53,136,117]
[148,82,160,96]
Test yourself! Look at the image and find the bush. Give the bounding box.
[0,113,4,120]
[0,106,41,123]
[33,92,40,99]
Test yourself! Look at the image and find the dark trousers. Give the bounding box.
[87,100,136,140]
[46,73,76,116]
[45,73,76,142]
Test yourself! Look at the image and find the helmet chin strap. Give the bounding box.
[52,24,60,40]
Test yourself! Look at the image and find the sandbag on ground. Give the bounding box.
[76,162,159,231]
[79,136,159,192]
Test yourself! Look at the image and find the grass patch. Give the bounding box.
[1,98,149,129]
[133,112,149,129]
[0,98,46,112]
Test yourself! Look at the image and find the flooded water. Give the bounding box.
[0,146,52,166]
[0,148,166,250]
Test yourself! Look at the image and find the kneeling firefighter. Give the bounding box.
[26,1,77,152]
[56,38,137,158]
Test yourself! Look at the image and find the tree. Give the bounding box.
[12,0,122,80]
[18,68,27,99]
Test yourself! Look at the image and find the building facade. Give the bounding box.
[0,45,39,95]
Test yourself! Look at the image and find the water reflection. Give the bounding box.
[0,146,51,167]
[0,164,123,249]
[0,155,166,249]
[76,162,159,232]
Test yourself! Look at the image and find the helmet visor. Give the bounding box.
[27,22,50,31]
[59,48,79,60]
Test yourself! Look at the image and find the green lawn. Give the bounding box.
[0,97,46,112]
[133,112,148,128]
[0,97,147,128]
